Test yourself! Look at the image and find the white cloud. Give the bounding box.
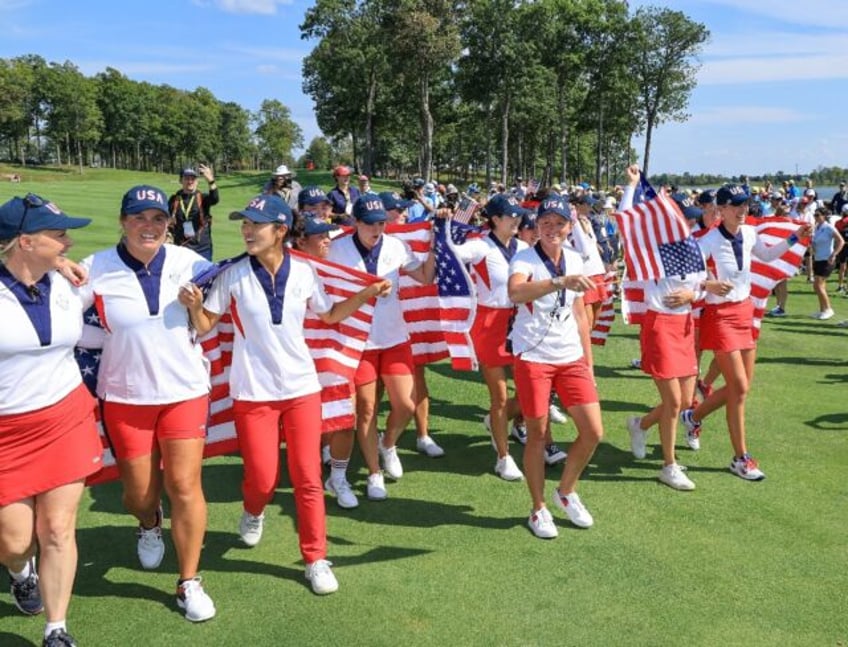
[209,0,292,15]
[699,52,848,85]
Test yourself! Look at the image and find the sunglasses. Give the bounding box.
[17,194,45,235]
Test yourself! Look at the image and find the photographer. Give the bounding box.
[168,165,219,260]
[263,164,301,211]
[406,179,437,223]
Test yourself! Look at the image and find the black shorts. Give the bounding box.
[813,259,835,278]
[837,246,848,265]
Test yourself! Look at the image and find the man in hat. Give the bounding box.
[168,163,219,260]
[263,164,302,211]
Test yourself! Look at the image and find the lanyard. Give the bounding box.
[352,232,383,275]
[534,242,566,308]
[177,193,197,220]
[249,252,291,325]
[0,265,52,346]
[488,231,517,263]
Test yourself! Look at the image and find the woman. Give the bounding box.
[453,194,529,481]
[0,194,101,647]
[79,185,216,622]
[180,195,389,592]
[327,166,360,222]
[679,185,810,480]
[809,205,843,320]
[507,195,601,539]
[327,195,435,500]
[623,177,730,491]
[570,193,610,332]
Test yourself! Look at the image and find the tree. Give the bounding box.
[218,101,253,171]
[629,6,708,176]
[304,135,333,169]
[254,99,303,168]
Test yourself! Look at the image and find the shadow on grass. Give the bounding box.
[0,632,35,647]
[805,412,848,431]
[756,355,847,366]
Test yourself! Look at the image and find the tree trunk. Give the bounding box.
[595,99,604,188]
[364,69,377,176]
[484,103,493,188]
[642,116,654,177]
[500,94,510,186]
[420,72,433,179]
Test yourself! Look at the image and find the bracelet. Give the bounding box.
[787,233,799,245]
[552,276,566,289]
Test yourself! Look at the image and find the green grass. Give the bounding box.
[1,168,847,646]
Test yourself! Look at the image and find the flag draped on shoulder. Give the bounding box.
[615,175,705,282]
[79,248,381,486]
[746,215,809,337]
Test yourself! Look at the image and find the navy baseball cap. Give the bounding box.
[574,193,598,206]
[180,167,198,178]
[0,194,91,239]
[121,185,170,216]
[697,189,716,205]
[716,184,749,206]
[379,191,414,211]
[518,212,537,230]
[353,195,388,224]
[537,195,572,220]
[671,192,703,220]
[303,216,339,236]
[298,185,330,207]
[485,194,525,218]
[229,194,292,227]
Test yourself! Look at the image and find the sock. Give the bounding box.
[45,620,66,638]
[330,459,349,482]
[9,558,33,582]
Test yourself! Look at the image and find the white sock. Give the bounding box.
[330,460,349,482]
[45,620,67,637]
[9,558,33,582]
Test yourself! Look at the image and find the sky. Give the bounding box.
[1,0,846,177]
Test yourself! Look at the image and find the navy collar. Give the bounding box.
[352,232,383,275]
[534,242,566,307]
[249,252,291,325]
[117,242,167,316]
[717,223,744,271]
[488,230,518,263]
[0,265,53,346]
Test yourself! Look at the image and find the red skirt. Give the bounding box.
[640,311,698,379]
[699,300,756,352]
[0,384,102,506]
[470,305,514,367]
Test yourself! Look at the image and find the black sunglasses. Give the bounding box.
[17,194,45,235]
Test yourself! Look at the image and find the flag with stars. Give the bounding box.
[453,197,479,224]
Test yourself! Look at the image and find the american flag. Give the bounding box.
[747,216,809,337]
[453,197,479,225]
[589,271,619,345]
[79,250,381,486]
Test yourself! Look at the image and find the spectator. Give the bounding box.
[327,166,360,221]
[358,175,371,194]
[809,206,844,320]
[168,165,218,261]
[830,181,848,216]
[834,204,848,294]
[406,178,436,223]
[263,165,301,211]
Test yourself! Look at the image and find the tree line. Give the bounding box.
[0,55,305,174]
[300,0,709,187]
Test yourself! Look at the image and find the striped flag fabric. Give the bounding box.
[80,249,381,486]
[747,216,808,337]
[589,270,618,345]
[615,193,705,282]
[453,197,479,224]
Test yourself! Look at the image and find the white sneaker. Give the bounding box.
[544,443,567,465]
[238,511,265,547]
[551,489,594,528]
[176,577,216,622]
[305,559,339,595]
[366,472,387,500]
[627,416,647,459]
[820,308,835,320]
[548,403,568,424]
[378,433,404,479]
[680,409,701,451]
[630,358,642,369]
[325,476,359,509]
[416,435,445,458]
[494,455,523,481]
[527,507,558,539]
[729,454,766,481]
[659,463,695,491]
[321,444,331,466]
[136,506,164,570]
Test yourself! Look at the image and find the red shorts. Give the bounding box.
[0,384,101,506]
[581,274,609,306]
[513,356,598,419]
[354,342,414,386]
[640,311,698,379]
[470,305,514,367]
[699,300,756,352]
[102,395,209,461]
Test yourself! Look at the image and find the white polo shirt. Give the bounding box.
[570,217,606,276]
[454,234,528,308]
[204,254,333,401]
[328,233,420,349]
[0,271,84,415]
[697,225,790,304]
[79,244,213,404]
[508,245,585,365]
